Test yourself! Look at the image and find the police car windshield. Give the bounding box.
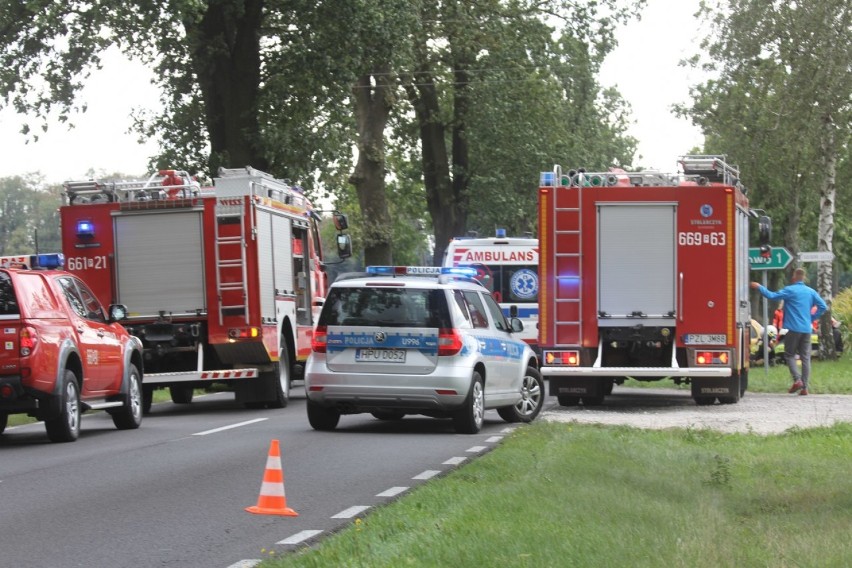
[319,287,452,328]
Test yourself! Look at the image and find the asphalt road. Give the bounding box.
[0,389,520,568]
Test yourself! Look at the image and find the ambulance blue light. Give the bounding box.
[495,228,507,238]
[34,253,65,269]
[76,220,95,238]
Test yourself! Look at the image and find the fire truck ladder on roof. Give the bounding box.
[214,198,249,325]
[553,165,583,346]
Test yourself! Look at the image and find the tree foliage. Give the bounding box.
[0,176,62,255]
[680,0,852,358]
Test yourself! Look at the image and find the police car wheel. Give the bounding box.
[307,399,340,431]
[497,366,544,423]
[452,372,484,434]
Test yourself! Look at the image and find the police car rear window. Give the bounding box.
[320,287,452,328]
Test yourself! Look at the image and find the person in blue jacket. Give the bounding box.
[751,268,827,395]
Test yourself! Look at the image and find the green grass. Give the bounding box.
[260,421,852,567]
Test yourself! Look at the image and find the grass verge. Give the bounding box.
[260,421,852,567]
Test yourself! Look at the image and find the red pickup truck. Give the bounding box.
[0,254,144,442]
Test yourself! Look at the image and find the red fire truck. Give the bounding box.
[60,167,350,412]
[538,156,765,406]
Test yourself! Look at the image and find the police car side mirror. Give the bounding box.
[510,317,524,333]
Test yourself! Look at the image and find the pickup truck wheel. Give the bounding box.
[453,372,484,434]
[169,385,194,404]
[497,366,544,423]
[0,413,7,435]
[307,399,340,431]
[111,364,143,430]
[267,339,291,409]
[45,370,81,443]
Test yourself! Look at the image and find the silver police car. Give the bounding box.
[305,266,544,433]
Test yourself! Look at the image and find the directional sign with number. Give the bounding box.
[748,247,793,270]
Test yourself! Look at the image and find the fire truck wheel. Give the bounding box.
[452,372,484,434]
[267,339,292,409]
[582,396,605,406]
[0,413,7,435]
[45,370,81,443]
[142,386,154,415]
[739,370,749,397]
[307,399,340,431]
[497,366,544,423]
[169,385,194,404]
[557,395,580,407]
[110,364,143,430]
[694,397,716,406]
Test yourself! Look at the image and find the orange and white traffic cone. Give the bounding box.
[245,439,298,516]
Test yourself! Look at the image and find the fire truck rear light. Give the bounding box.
[544,350,579,366]
[228,327,260,339]
[695,350,730,365]
[312,326,327,353]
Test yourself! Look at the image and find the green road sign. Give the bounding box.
[749,247,793,270]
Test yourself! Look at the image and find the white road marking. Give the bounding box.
[485,436,503,443]
[192,418,268,436]
[443,456,467,465]
[226,560,260,568]
[332,505,370,519]
[277,530,323,545]
[376,487,408,497]
[412,470,441,480]
[466,445,487,453]
[500,427,517,433]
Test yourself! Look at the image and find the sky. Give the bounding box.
[0,0,705,184]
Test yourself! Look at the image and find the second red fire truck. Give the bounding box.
[60,167,350,412]
[538,156,767,406]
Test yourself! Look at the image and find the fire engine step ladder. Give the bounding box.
[554,179,583,345]
[214,198,249,325]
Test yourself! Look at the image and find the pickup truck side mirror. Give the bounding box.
[109,304,129,322]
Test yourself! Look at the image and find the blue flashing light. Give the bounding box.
[34,253,65,269]
[540,171,555,187]
[441,267,478,277]
[366,266,475,277]
[76,219,95,238]
[495,228,507,238]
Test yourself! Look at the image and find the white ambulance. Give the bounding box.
[443,230,539,351]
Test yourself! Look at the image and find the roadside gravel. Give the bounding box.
[540,387,852,435]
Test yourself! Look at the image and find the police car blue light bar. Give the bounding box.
[366,266,478,277]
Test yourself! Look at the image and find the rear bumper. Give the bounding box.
[541,366,732,378]
[0,376,41,413]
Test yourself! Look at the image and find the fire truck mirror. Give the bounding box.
[758,215,771,246]
[337,234,352,259]
[333,213,349,231]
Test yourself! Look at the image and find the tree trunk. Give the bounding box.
[349,71,393,266]
[185,0,268,176]
[816,112,837,360]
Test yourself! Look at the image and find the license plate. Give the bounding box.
[684,334,727,345]
[355,348,407,363]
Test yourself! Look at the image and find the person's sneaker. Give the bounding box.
[788,380,804,393]
[799,389,809,396]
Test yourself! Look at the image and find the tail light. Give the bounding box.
[544,350,580,366]
[695,350,730,365]
[312,325,327,353]
[20,326,37,357]
[438,328,463,356]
